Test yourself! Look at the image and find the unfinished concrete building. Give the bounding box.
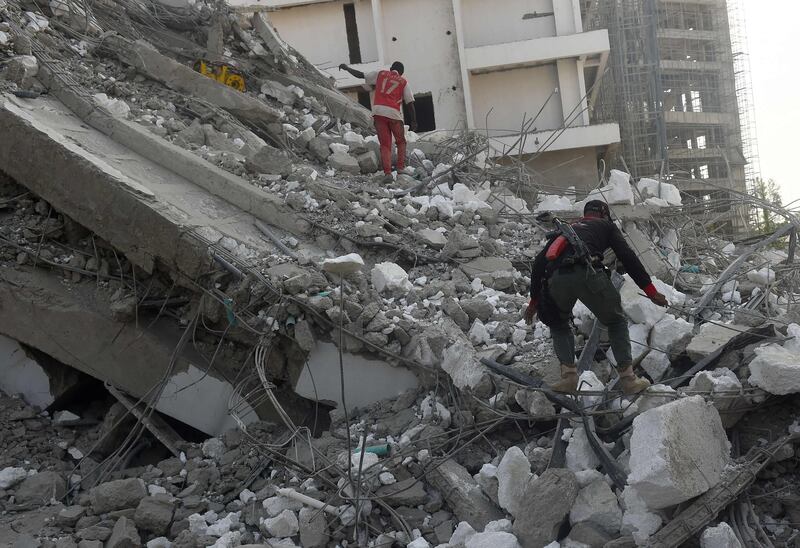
[234,0,621,194]
[585,0,758,233]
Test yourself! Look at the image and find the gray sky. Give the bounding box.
[745,0,800,205]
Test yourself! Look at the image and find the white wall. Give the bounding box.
[461,0,555,48]
[470,63,562,132]
[379,0,467,130]
[268,0,378,68]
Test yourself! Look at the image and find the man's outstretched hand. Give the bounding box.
[524,300,537,325]
[339,63,348,71]
[649,292,669,307]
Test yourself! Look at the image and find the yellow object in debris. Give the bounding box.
[193,59,246,92]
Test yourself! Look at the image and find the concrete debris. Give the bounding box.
[496,446,533,517]
[0,1,799,546]
[569,479,622,535]
[686,322,746,362]
[748,343,800,395]
[512,469,578,548]
[628,396,730,509]
[371,262,412,295]
[701,522,743,548]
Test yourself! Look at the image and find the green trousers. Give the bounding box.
[546,264,631,367]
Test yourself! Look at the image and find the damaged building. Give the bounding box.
[254,0,621,193]
[1,0,800,548]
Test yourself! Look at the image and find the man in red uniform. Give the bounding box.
[340,62,417,181]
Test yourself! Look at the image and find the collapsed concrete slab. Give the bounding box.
[0,94,283,278]
[628,395,730,509]
[0,267,271,435]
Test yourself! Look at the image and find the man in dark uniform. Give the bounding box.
[525,200,669,394]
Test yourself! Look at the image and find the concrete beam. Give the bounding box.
[103,35,284,127]
[0,95,279,278]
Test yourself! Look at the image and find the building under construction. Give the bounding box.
[585,0,759,233]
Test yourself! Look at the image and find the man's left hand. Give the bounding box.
[339,63,348,71]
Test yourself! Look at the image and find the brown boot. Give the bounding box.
[618,364,651,395]
[551,363,578,394]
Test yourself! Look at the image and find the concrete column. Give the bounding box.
[371,0,386,65]
[451,0,475,128]
[552,0,581,36]
[556,58,589,127]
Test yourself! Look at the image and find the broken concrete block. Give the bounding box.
[464,532,521,548]
[512,469,578,548]
[371,262,412,295]
[90,478,147,513]
[514,389,556,418]
[106,516,141,548]
[586,169,634,205]
[261,509,299,538]
[496,447,533,518]
[620,485,662,544]
[328,152,361,174]
[14,471,67,505]
[701,522,742,548]
[566,426,603,472]
[5,55,38,86]
[356,150,379,174]
[417,228,448,249]
[459,298,494,323]
[468,319,490,346]
[245,145,293,176]
[426,459,503,531]
[442,339,486,390]
[637,178,681,206]
[689,367,741,394]
[298,507,328,548]
[459,257,514,288]
[686,322,745,362]
[628,395,730,509]
[0,467,27,489]
[619,276,665,326]
[322,252,364,275]
[260,80,296,105]
[133,495,175,536]
[569,479,622,534]
[308,136,333,162]
[293,320,316,352]
[748,343,800,395]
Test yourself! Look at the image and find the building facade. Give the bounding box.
[585,0,757,232]
[236,0,621,193]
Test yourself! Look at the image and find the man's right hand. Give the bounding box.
[339,63,348,71]
[524,300,537,325]
[649,292,668,307]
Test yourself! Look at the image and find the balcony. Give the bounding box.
[660,59,723,72]
[487,122,620,157]
[464,30,610,74]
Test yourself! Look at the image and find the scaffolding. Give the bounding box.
[586,0,760,234]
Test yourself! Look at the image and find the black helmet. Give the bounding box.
[584,200,610,220]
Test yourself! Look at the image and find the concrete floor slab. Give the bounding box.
[0,94,278,278]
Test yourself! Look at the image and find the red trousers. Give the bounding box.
[373,115,406,174]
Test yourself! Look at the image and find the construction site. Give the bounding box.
[0,0,799,547]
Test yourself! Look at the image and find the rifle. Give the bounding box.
[543,216,597,272]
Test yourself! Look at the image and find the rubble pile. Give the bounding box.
[1,0,800,547]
